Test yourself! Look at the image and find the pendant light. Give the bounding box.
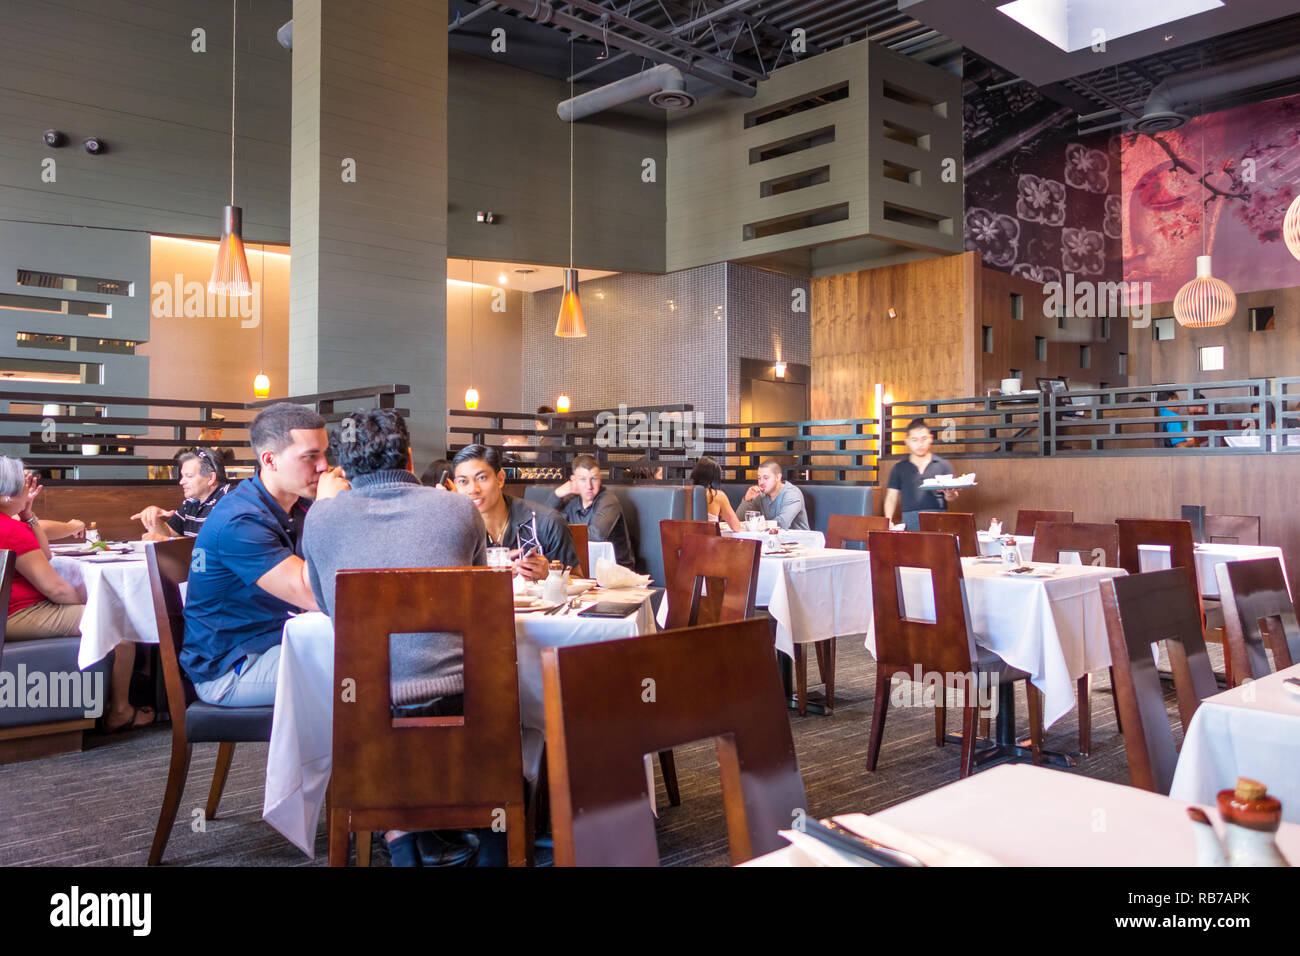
[465,261,480,409]
[1173,115,1235,328]
[556,395,571,413]
[1284,192,1300,262]
[555,40,587,338]
[209,0,253,297]
[252,243,270,397]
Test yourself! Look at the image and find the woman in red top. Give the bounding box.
[0,457,152,732]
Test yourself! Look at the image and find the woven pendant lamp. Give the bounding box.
[1173,255,1236,327]
[209,0,253,297]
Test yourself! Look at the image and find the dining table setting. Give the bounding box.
[48,541,162,669]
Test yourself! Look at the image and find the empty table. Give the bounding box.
[1170,663,1300,823]
[976,532,1034,563]
[758,547,871,658]
[1139,542,1287,598]
[724,528,827,550]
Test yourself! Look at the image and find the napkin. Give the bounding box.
[988,519,1002,536]
[595,558,651,589]
[816,814,1001,867]
[890,522,906,531]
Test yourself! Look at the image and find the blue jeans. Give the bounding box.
[193,645,283,707]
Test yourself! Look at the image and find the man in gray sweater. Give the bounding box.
[736,458,810,530]
[302,408,487,867]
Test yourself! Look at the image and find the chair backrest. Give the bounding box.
[1099,567,1220,794]
[1205,514,1261,546]
[918,512,978,557]
[666,534,761,630]
[331,567,524,811]
[1015,509,1074,537]
[568,523,589,578]
[659,519,720,592]
[868,530,978,677]
[541,617,806,866]
[0,549,13,669]
[1030,521,1120,567]
[1215,557,1298,682]
[825,514,888,550]
[145,537,198,732]
[1116,518,1204,621]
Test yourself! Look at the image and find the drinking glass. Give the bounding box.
[487,547,512,570]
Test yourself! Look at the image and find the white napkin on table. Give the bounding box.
[890,522,906,531]
[595,558,650,589]
[988,519,1002,536]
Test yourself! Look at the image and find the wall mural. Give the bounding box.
[962,55,1123,285]
[1121,93,1300,302]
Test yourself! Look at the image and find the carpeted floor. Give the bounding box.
[0,635,1201,867]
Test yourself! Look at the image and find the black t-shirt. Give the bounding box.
[888,456,956,514]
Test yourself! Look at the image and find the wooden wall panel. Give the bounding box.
[877,453,1300,584]
[1129,284,1300,385]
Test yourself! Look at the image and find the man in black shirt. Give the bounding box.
[883,419,961,531]
[132,448,232,540]
[547,454,635,568]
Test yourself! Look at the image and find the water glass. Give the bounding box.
[487,546,511,570]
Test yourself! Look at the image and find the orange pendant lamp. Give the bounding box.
[209,0,253,297]
[555,41,587,338]
[465,261,480,409]
[1284,193,1300,262]
[1173,255,1236,328]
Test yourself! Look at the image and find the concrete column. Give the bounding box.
[290,0,448,462]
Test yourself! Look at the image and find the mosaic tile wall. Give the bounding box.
[725,264,811,417]
[522,265,729,422]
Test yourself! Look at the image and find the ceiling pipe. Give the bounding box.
[1135,45,1300,132]
[489,0,756,97]
[558,63,696,121]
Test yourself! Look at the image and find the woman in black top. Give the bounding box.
[450,444,579,580]
[883,419,960,531]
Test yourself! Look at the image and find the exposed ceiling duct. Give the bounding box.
[558,64,696,121]
[1133,45,1300,132]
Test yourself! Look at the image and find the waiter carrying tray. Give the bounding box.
[883,418,960,531]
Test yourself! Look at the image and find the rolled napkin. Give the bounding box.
[595,557,651,589]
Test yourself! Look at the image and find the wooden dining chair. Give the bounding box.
[541,617,805,866]
[658,519,719,590]
[825,514,888,550]
[918,512,978,557]
[866,530,1041,778]
[329,567,531,866]
[146,537,276,866]
[1116,518,1228,685]
[1030,521,1122,755]
[1215,557,1298,684]
[1014,509,1074,537]
[568,523,590,578]
[658,533,762,805]
[1099,567,1220,794]
[1205,514,1261,546]
[793,514,887,718]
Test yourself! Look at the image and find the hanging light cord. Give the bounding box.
[229,0,238,205]
[259,242,266,367]
[470,261,476,389]
[569,38,574,270]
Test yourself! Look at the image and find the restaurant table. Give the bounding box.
[262,589,659,857]
[723,528,827,550]
[1170,663,1300,823]
[864,557,1126,728]
[50,548,162,670]
[976,532,1034,563]
[1138,542,1287,598]
[743,763,1300,866]
[758,547,871,658]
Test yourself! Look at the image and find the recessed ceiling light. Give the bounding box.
[498,272,508,284]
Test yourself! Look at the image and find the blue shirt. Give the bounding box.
[1158,406,1190,445]
[180,474,311,684]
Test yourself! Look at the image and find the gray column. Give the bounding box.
[290,0,448,462]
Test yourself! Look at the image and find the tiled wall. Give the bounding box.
[521,263,810,423]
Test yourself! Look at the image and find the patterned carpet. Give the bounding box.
[0,635,1199,867]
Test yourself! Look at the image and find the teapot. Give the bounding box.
[1187,778,1290,867]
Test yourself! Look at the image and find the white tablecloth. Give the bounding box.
[52,554,161,669]
[1139,542,1287,598]
[976,532,1034,563]
[863,558,1126,726]
[263,593,658,857]
[724,529,826,550]
[745,763,1300,866]
[758,547,871,658]
[1170,663,1300,823]
[587,540,615,571]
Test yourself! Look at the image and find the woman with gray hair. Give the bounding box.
[0,457,151,732]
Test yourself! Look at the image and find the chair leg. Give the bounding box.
[148,740,193,866]
[506,805,529,867]
[1076,673,1091,756]
[814,638,836,715]
[1025,683,1044,764]
[356,832,371,867]
[934,703,945,746]
[205,741,236,820]
[959,705,977,778]
[866,671,891,772]
[794,644,808,717]
[658,750,681,807]
[1108,666,1122,734]
[978,716,992,739]
[328,808,350,867]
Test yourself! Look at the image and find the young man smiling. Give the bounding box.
[180,403,348,706]
[547,454,635,569]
